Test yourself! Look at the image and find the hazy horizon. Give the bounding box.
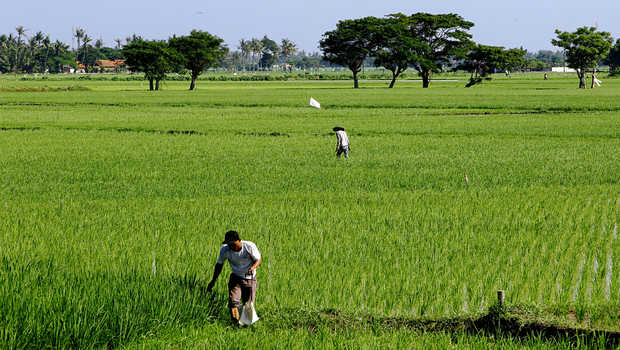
[2,0,619,53]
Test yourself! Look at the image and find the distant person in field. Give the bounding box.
[544,73,548,80]
[333,126,350,158]
[207,230,262,324]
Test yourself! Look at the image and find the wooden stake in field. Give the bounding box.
[464,173,469,185]
[497,290,505,307]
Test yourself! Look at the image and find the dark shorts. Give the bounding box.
[228,273,257,308]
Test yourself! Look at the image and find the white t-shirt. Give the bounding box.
[217,240,261,279]
[336,130,349,147]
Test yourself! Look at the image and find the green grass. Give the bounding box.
[0,75,618,349]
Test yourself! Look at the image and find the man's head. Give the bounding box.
[333,126,344,132]
[222,230,242,251]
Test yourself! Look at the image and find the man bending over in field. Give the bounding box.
[333,126,350,158]
[207,230,262,324]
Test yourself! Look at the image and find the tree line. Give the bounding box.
[2,20,620,90]
[0,27,74,74]
[0,27,128,74]
[319,13,620,89]
[0,24,572,77]
[235,36,297,70]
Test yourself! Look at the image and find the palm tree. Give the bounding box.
[14,26,28,72]
[15,26,27,46]
[82,34,92,70]
[249,38,263,69]
[280,39,297,70]
[125,34,141,45]
[247,39,256,67]
[230,51,243,71]
[42,36,51,73]
[114,38,122,49]
[74,28,84,55]
[238,39,249,70]
[52,40,69,73]
[0,34,15,72]
[94,38,104,49]
[31,31,44,46]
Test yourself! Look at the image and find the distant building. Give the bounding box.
[551,66,577,73]
[94,59,127,73]
[62,65,75,74]
[73,60,127,73]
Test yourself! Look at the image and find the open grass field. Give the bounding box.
[0,73,619,349]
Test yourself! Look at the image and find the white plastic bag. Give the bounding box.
[239,302,259,326]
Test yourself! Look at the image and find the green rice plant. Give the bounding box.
[0,77,618,348]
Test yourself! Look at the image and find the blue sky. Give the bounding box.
[2,0,618,52]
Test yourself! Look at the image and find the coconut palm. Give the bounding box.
[230,51,243,71]
[249,38,263,69]
[14,26,28,72]
[94,38,104,49]
[31,31,44,45]
[0,34,15,72]
[82,34,92,69]
[114,38,122,49]
[52,40,70,72]
[247,38,257,66]
[42,35,51,73]
[280,38,297,67]
[238,39,250,70]
[74,28,84,54]
[15,26,27,46]
[125,34,141,45]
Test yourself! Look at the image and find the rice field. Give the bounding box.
[0,74,619,349]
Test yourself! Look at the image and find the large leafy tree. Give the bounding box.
[123,39,181,91]
[169,30,228,90]
[403,13,474,88]
[459,44,505,86]
[604,39,620,75]
[373,15,424,88]
[320,16,381,88]
[552,27,613,88]
[459,45,527,87]
[501,47,527,73]
[259,35,279,69]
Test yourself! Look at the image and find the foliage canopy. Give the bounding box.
[169,30,228,90]
[320,16,382,88]
[122,39,182,90]
[400,13,474,88]
[552,27,613,88]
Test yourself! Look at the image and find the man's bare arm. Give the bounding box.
[248,258,261,274]
[207,263,223,291]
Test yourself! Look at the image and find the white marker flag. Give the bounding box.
[594,77,602,87]
[309,97,321,109]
